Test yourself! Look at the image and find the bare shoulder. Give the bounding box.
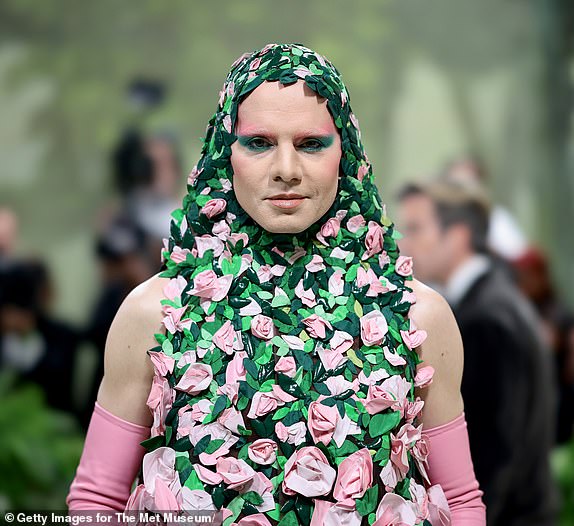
[96,273,170,425]
[408,279,465,427]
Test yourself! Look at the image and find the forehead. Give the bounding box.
[235,80,335,132]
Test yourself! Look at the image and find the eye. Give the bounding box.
[240,136,272,151]
[299,139,324,151]
[298,136,335,152]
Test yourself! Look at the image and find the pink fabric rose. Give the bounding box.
[364,375,412,415]
[179,488,216,512]
[328,270,345,296]
[251,314,275,340]
[146,374,175,437]
[213,320,244,355]
[358,367,389,386]
[281,334,305,350]
[193,463,223,485]
[200,198,227,218]
[170,246,192,264]
[318,347,347,370]
[320,218,340,239]
[360,310,388,346]
[176,407,196,439]
[379,252,391,268]
[162,305,192,335]
[427,484,452,526]
[395,255,414,277]
[373,493,418,526]
[228,232,249,248]
[216,457,256,490]
[400,320,428,349]
[212,219,231,239]
[188,270,233,301]
[333,448,373,501]
[414,365,435,388]
[218,407,245,434]
[187,165,202,186]
[330,330,354,353]
[163,276,187,301]
[306,254,326,272]
[247,388,296,419]
[295,280,317,307]
[226,351,247,385]
[412,433,431,482]
[380,424,421,490]
[310,498,362,526]
[189,422,238,465]
[148,351,175,376]
[356,266,390,297]
[282,446,336,497]
[307,400,340,445]
[275,356,297,377]
[363,221,385,259]
[175,363,213,395]
[190,399,212,422]
[142,447,182,510]
[248,439,278,465]
[347,214,366,233]
[384,346,407,366]
[357,164,369,182]
[275,421,307,446]
[303,314,333,339]
[239,298,262,316]
[195,235,225,258]
[404,397,425,424]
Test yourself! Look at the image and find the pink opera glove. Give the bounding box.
[424,412,487,525]
[66,402,150,511]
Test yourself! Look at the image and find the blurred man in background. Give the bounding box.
[396,179,558,526]
[0,260,79,416]
[513,247,574,444]
[0,207,19,268]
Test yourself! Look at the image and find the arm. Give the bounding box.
[409,280,486,525]
[66,274,167,510]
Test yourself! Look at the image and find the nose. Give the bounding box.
[270,143,302,184]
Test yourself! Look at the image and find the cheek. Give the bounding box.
[230,151,256,197]
[317,151,341,197]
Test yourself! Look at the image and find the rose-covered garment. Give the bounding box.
[125,44,450,526]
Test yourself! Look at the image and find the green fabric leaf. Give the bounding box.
[368,411,401,438]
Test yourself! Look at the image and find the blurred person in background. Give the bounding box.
[441,157,528,262]
[0,259,79,416]
[82,82,185,427]
[396,178,558,526]
[0,207,19,268]
[81,217,156,428]
[512,247,574,444]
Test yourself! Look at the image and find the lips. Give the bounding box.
[267,194,306,200]
[266,194,307,210]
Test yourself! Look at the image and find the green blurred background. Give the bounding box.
[1,0,573,522]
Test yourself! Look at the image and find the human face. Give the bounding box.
[396,193,455,284]
[230,80,342,234]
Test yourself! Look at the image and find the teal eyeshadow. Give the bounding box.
[236,135,336,150]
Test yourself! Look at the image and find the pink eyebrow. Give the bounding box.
[235,127,335,139]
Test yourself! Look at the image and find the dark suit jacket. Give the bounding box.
[453,262,558,526]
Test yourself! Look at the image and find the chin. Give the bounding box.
[257,218,310,234]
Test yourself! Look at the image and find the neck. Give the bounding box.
[442,250,474,284]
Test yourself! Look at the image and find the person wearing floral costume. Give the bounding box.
[67,44,486,525]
